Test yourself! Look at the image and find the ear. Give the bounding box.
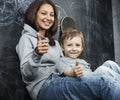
[60,45,64,51]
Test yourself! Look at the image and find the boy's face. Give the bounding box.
[62,36,83,59]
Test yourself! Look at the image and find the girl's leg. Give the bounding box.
[94,60,120,81]
[94,66,120,78]
[102,60,120,74]
[38,74,120,100]
[38,75,97,100]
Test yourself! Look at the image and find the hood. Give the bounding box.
[21,24,37,38]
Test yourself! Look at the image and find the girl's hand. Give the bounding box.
[73,61,83,78]
[35,33,49,55]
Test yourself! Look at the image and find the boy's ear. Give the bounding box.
[60,45,64,51]
[61,47,64,51]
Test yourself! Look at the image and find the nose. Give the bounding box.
[46,14,51,20]
[72,46,76,51]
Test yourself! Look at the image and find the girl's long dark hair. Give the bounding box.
[24,0,58,46]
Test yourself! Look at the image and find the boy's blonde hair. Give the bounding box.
[60,28,85,49]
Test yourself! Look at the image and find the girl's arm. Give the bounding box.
[16,34,42,80]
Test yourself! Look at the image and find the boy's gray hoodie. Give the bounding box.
[16,24,63,100]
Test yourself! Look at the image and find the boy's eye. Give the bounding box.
[67,44,72,46]
[76,44,81,46]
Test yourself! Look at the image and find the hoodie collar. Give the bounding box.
[22,24,37,38]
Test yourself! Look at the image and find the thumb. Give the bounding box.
[75,60,79,66]
[37,32,41,41]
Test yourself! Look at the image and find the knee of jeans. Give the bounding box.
[95,66,106,73]
[104,60,118,68]
[95,66,108,74]
[102,60,115,67]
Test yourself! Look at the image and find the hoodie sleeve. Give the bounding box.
[16,34,42,80]
[56,58,72,75]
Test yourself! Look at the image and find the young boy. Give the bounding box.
[56,28,120,78]
[56,28,92,77]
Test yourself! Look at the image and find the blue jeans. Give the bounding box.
[94,60,120,81]
[38,60,120,100]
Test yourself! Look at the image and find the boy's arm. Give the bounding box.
[63,61,83,77]
[63,70,75,77]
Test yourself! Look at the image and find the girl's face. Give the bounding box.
[36,4,55,31]
[62,36,83,59]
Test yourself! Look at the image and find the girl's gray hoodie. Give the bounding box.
[16,24,63,100]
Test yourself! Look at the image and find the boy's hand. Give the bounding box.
[73,61,83,78]
[35,33,48,55]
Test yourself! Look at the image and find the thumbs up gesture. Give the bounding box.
[35,33,49,55]
[73,61,83,78]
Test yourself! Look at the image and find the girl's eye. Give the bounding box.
[50,13,54,16]
[41,12,46,15]
[40,11,54,15]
